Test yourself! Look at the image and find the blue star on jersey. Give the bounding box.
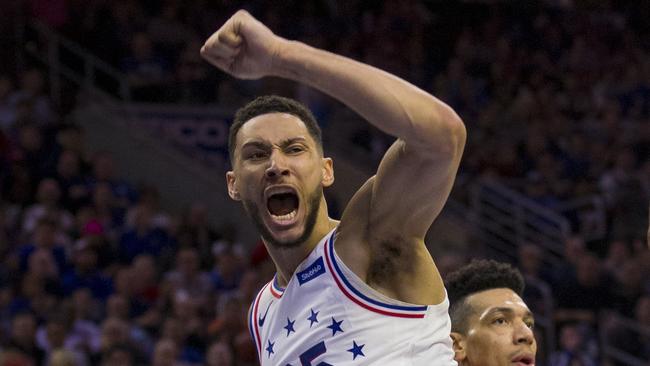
[327,317,344,336]
[307,308,319,327]
[347,341,365,360]
[284,318,296,337]
[266,340,275,358]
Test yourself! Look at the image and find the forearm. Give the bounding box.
[272,40,465,154]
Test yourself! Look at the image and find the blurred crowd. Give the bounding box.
[0,0,649,365]
[0,68,270,365]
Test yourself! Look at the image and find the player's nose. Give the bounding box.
[265,151,290,178]
[513,320,535,346]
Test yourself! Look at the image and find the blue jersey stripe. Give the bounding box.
[247,302,259,359]
[327,233,428,312]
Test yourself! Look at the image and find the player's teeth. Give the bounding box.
[272,210,296,221]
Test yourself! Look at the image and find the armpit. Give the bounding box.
[367,235,418,285]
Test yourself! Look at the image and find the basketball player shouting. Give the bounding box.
[201,10,465,365]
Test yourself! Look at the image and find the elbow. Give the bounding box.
[446,109,466,156]
[418,105,466,159]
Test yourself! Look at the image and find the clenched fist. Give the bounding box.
[200,10,286,80]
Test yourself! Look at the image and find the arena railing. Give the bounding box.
[556,194,607,243]
[19,20,131,105]
[470,179,569,265]
[599,311,650,366]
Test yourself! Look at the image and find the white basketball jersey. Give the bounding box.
[248,229,457,365]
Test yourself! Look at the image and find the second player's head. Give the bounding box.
[446,259,536,366]
[226,96,334,249]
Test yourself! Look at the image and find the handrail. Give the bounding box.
[471,180,570,264]
[481,181,569,223]
[606,312,650,337]
[599,312,650,365]
[30,21,127,82]
[21,20,131,103]
[557,194,607,242]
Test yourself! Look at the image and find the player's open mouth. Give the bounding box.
[266,186,300,225]
[511,354,534,366]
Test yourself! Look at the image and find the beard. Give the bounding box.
[242,185,322,249]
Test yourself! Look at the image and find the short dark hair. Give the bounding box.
[445,259,525,334]
[228,95,322,163]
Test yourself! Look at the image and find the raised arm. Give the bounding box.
[201,10,466,304]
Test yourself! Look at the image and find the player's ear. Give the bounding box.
[450,332,467,363]
[226,171,241,200]
[321,157,334,187]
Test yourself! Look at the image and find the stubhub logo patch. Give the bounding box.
[297,257,326,285]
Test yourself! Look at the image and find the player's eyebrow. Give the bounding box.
[483,307,534,319]
[279,137,308,147]
[240,140,271,151]
[241,137,308,149]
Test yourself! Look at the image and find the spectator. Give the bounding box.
[146,3,193,60]
[53,124,85,159]
[18,218,67,274]
[207,296,245,343]
[8,69,55,126]
[54,150,89,212]
[121,32,172,102]
[60,242,112,301]
[169,294,205,364]
[87,152,136,208]
[126,185,170,231]
[74,228,117,272]
[99,344,137,366]
[548,323,598,366]
[35,311,87,365]
[90,183,124,238]
[151,338,184,366]
[130,254,161,308]
[105,293,152,358]
[176,201,219,265]
[611,259,645,318]
[119,204,173,264]
[22,178,74,239]
[164,248,211,304]
[232,330,256,366]
[170,37,215,104]
[70,287,100,324]
[48,349,76,366]
[603,240,632,279]
[4,311,45,365]
[13,123,49,182]
[9,272,57,320]
[205,340,233,366]
[110,268,137,310]
[209,245,242,295]
[554,253,616,324]
[94,317,132,362]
